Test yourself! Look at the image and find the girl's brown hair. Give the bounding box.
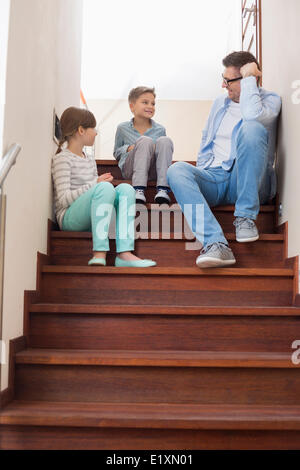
[56,107,97,154]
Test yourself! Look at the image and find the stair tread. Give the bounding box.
[1,401,300,430]
[96,159,198,166]
[42,266,293,276]
[15,349,297,368]
[29,303,300,316]
[51,231,283,240]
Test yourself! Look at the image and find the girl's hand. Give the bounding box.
[97,173,114,183]
[127,145,135,152]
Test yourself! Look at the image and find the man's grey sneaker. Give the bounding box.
[196,242,236,268]
[233,217,259,243]
[135,189,146,204]
[154,189,171,204]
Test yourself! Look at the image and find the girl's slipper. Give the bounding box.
[88,257,106,266]
[115,257,156,268]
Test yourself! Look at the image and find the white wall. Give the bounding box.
[0,0,11,154]
[82,0,241,162]
[261,0,300,258]
[1,0,83,391]
[81,0,242,101]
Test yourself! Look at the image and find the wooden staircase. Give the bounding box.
[1,160,300,450]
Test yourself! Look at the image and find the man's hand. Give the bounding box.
[127,145,135,152]
[240,62,262,79]
[97,172,114,183]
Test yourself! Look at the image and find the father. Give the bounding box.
[167,51,281,268]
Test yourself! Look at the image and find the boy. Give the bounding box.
[113,87,174,204]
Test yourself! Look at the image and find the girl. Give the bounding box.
[52,106,156,267]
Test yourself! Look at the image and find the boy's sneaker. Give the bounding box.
[154,189,171,204]
[196,242,236,268]
[135,189,146,204]
[234,217,259,243]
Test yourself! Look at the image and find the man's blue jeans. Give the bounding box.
[167,121,270,247]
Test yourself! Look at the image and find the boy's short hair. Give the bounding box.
[222,51,261,71]
[128,86,156,103]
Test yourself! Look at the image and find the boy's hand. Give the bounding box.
[127,145,135,152]
[97,173,114,183]
[240,62,262,79]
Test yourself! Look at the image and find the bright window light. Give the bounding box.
[81,0,242,101]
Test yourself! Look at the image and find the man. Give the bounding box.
[167,51,281,268]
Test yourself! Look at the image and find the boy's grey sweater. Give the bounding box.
[52,149,98,229]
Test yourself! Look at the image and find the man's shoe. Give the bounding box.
[196,242,236,268]
[154,189,171,204]
[234,217,259,243]
[135,189,146,204]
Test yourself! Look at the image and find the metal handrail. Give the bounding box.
[0,143,21,375]
[0,143,21,188]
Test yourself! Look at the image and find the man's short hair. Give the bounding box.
[222,51,261,71]
[128,86,156,103]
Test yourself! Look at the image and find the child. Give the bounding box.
[113,87,174,204]
[52,106,156,267]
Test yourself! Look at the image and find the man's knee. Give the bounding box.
[238,120,268,143]
[167,161,192,184]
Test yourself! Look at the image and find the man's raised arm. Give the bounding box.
[239,62,281,126]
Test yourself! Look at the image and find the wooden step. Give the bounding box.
[42,266,293,276]
[50,202,277,234]
[13,350,300,404]
[29,303,300,316]
[97,159,122,179]
[28,303,300,352]
[96,159,198,180]
[39,266,294,307]
[1,401,300,449]
[50,232,285,268]
[2,400,300,430]
[111,180,276,228]
[14,349,298,368]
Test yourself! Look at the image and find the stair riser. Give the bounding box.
[113,185,275,226]
[154,209,276,234]
[2,426,300,450]
[28,314,300,352]
[134,190,276,229]
[50,239,284,268]
[52,209,276,234]
[97,164,122,179]
[215,212,275,233]
[14,365,300,405]
[39,273,293,306]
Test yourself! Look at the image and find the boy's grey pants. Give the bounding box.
[121,136,173,188]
